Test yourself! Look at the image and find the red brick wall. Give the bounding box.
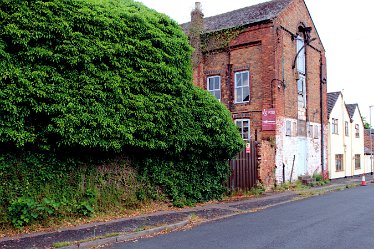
[275,0,327,125]
[364,129,374,151]
[257,140,276,187]
[188,0,328,183]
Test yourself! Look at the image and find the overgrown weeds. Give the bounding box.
[0,153,160,230]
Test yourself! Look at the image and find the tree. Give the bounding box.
[0,0,244,204]
[362,117,371,129]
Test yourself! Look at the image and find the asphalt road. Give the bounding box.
[109,185,374,249]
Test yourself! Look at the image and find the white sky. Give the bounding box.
[136,0,374,122]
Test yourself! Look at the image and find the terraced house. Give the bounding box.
[327,92,366,179]
[182,0,328,186]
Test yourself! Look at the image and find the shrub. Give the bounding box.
[0,153,156,228]
[0,0,243,212]
[7,197,39,228]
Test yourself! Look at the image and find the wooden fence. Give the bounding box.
[228,140,258,190]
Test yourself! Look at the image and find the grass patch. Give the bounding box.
[274,180,309,192]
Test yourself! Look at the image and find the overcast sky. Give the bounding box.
[136,0,374,121]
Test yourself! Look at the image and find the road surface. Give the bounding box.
[109,185,374,249]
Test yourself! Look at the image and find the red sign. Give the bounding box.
[245,143,251,154]
[262,109,276,131]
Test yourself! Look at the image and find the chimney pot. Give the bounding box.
[195,2,202,11]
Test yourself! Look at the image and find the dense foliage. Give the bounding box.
[0,153,155,228]
[0,0,244,225]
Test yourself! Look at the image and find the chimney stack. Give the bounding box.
[189,2,204,68]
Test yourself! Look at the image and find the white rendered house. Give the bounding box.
[327,92,365,179]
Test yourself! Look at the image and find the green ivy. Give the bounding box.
[0,0,244,217]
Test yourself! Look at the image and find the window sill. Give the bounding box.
[234,101,250,105]
[335,170,344,172]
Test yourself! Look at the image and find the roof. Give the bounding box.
[346,104,358,120]
[181,0,293,34]
[327,92,341,117]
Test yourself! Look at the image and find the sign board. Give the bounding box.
[262,108,276,131]
[245,143,251,154]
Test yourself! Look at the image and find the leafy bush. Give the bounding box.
[0,0,243,213]
[0,153,156,228]
[7,197,39,228]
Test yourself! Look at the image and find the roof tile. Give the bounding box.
[181,0,293,33]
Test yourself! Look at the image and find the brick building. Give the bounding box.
[364,128,374,173]
[182,0,328,185]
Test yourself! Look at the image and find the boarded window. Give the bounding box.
[286,121,292,136]
[314,125,319,139]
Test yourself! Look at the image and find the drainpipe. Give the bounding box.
[319,54,325,176]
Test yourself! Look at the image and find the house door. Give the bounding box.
[297,137,308,176]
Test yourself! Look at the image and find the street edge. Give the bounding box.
[60,217,191,249]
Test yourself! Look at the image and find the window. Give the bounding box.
[332,118,338,134]
[308,125,313,138]
[296,35,306,109]
[355,124,360,138]
[296,36,306,74]
[335,154,343,172]
[234,71,250,103]
[297,75,306,108]
[345,121,349,136]
[286,121,292,136]
[207,76,221,101]
[235,119,250,141]
[292,122,297,136]
[314,125,319,139]
[355,154,361,169]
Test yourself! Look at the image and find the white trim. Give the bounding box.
[207,75,221,101]
[235,119,250,141]
[234,71,250,103]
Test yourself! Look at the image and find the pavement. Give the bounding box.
[0,175,367,249]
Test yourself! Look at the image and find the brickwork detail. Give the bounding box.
[186,0,328,187]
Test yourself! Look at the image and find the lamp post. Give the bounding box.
[370,105,374,182]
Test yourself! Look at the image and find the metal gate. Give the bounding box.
[228,140,258,190]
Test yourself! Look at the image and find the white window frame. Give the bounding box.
[332,118,338,134]
[234,71,250,103]
[345,121,349,136]
[207,76,221,101]
[335,154,343,172]
[235,119,250,141]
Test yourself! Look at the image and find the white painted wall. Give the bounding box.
[364,154,373,174]
[328,95,365,179]
[275,117,323,183]
[328,94,350,179]
[351,109,365,175]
